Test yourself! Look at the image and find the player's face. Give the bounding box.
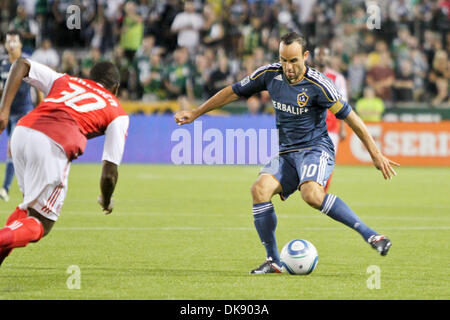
[314,47,330,70]
[5,35,22,53]
[279,42,309,84]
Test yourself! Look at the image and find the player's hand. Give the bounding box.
[0,114,8,134]
[174,110,198,125]
[98,195,114,214]
[372,153,400,180]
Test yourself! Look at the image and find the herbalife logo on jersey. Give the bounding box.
[272,99,309,116]
[171,121,279,165]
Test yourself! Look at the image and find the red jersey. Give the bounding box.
[19,61,128,162]
[324,69,347,134]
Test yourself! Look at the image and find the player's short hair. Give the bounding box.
[89,61,120,91]
[6,29,22,43]
[280,32,307,53]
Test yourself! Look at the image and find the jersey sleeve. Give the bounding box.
[102,115,129,165]
[23,59,65,96]
[231,65,270,98]
[316,78,352,120]
[334,73,348,102]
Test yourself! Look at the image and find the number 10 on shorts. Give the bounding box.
[301,164,318,181]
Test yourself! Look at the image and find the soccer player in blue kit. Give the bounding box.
[175,32,399,274]
[0,30,41,201]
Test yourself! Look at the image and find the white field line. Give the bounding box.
[63,199,450,210]
[53,226,450,231]
[57,210,450,221]
[5,208,446,221]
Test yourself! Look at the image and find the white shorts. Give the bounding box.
[11,126,71,221]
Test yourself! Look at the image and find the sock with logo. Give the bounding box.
[253,202,281,265]
[5,207,28,226]
[0,216,44,249]
[320,194,378,242]
[0,207,30,265]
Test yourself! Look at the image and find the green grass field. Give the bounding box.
[0,164,449,300]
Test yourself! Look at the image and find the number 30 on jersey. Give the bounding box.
[44,82,107,112]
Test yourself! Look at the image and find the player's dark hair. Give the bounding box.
[89,61,120,91]
[6,29,22,43]
[280,32,307,53]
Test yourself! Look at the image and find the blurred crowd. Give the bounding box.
[0,0,449,112]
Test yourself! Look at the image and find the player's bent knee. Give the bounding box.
[251,182,273,203]
[302,195,322,209]
[251,182,268,203]
[300,182,325,209]
[251,174,282,203]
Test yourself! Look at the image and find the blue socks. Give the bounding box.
[253,202,281,264]
[253,195,376,263]
[320,194,378,242]
[3,158,14,193]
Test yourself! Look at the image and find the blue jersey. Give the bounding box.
[0,55,34,116]
[232,63,352,155]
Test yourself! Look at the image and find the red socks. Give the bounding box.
[6,207,28,225]
[0,208,44,249]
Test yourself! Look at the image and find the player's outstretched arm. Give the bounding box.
[344,110,400,180]
[174,85,239,125]
[0,57,30,132]
[99,160,118,214]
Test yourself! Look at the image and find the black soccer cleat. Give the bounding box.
[250,258,283,274]
[0,248,12,267]
[368,235,392,256]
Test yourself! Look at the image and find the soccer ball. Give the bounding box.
[280,239,319,275]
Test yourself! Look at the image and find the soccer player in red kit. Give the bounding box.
[314,47,348,192]
[0,58,129,266]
